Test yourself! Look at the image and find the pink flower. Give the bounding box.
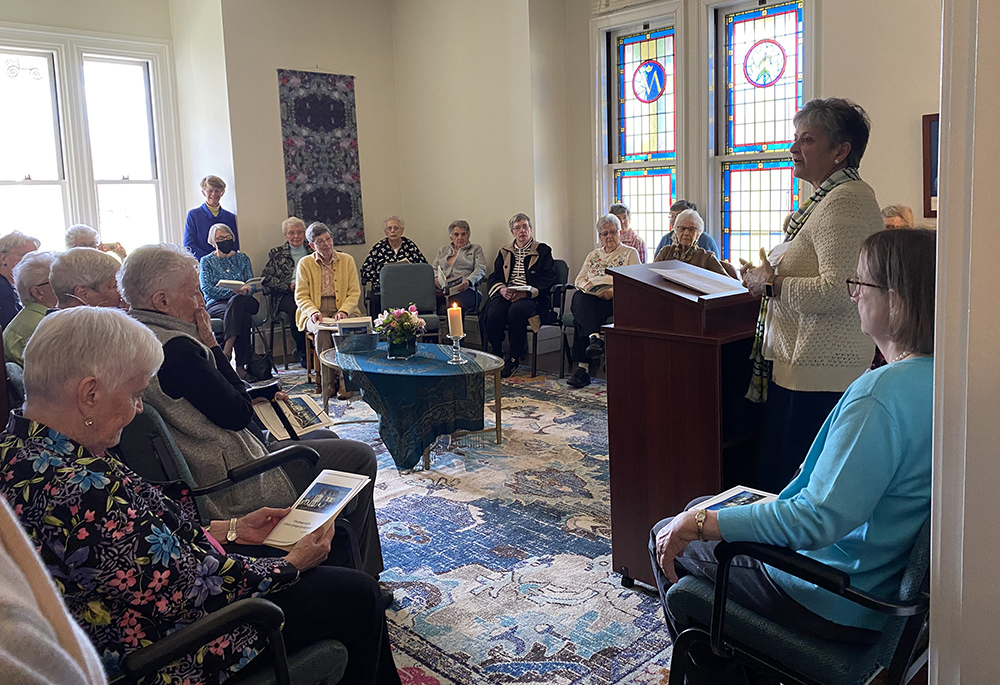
[150,570,170,591]
[69,505,79,516]
[84,510,95,522]
[77,528,89,540]
[207,636,231,656]
[408,305,418,313]
[104,519,117,531]
[110,569,137,591]
[123,624,146,647]
[155,597,169,613]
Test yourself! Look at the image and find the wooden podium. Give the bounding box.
[604,262,761,587]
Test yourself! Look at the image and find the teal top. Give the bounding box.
[2,302,48,367]
[718,356,933,630]
[289,243,310,267]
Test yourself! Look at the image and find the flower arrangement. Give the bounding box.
[374,304,426,344]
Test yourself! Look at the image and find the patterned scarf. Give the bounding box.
[746,167,861,402]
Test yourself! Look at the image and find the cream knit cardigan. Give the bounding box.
[769,180,882,392]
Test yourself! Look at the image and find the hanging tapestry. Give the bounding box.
[277,69,364,244]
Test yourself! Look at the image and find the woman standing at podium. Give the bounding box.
[740,98,883,492]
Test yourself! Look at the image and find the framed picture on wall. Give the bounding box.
[922,113,939,218]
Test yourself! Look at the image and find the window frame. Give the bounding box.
[0,23,185,248]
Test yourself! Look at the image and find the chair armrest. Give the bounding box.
[119,598,290,685]
[191,445,320,496]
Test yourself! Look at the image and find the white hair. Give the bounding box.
[674,208,705,234]
[49,248,121,302]
[0,230,40,255]
[23,307,163,404]
[65,224,100,249]
[596,214,622,233]
[119,243,199,308]
[383,215,405,231]
[206,223,235,248]
[13,251,57,305]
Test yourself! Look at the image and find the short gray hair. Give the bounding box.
[23,307,163,404]
[608,203,630,218]
[119,243,199,309]
[306,222,331,243]
[282,216,306,234]
[65,224,100,249]
[0,231,40,255]
[596,214,622,233]
[448,220,471,235]
[793,98,871,169]
[674,209,705,235]
[206,223,235,249]
[13,251,57,305]
[383,216,405,231]
[508,213,532,231]
[49,248,121,302]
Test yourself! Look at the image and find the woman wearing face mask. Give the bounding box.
[50,248,124,310]
[199,224,260,380]
[261,216,313,366]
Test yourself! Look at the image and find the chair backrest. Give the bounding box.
[117,405,197,486]
[6,362,24,409]
[899,517,931,601]
[379,263,437,313]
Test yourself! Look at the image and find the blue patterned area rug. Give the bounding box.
[277,368,672,684]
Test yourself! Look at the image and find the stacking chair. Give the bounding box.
[379,263,441,342]
[114,597,348,685]
[558,287,613,379]
[525,258,570,377]
[665,519,931,685]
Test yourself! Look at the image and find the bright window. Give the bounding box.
[610,21,677,262]
[718,0,805,265]
[0,27,181,253]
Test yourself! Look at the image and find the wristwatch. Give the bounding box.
[764,275,776,299]
[226,517,239,543]
[695,509,708,542]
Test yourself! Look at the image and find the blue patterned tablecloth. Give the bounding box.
[332,343,491,469]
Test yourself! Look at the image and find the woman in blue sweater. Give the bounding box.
[200,223,260,379]
[650,228,936,682]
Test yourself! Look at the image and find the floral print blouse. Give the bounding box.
[0,413,300,683]
[360,236,427,285]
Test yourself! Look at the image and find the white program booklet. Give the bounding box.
[216,276,263,290]
[698,485,777,512]
[254,394,336,441]
[651,262,745,296]
[264,469,371,550]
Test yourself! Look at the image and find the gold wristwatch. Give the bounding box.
[695,509,708,542]
[764,275,776,299]
[226,517,239,543]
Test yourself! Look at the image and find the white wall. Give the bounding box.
[218,0,402,272]
[0,0,172,39]
[816,0,940,226]
[391,0,536,267]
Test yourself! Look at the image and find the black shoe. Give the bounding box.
[567,367,591,388]
[380,586,394,610]
[585,336,605,361]
[501,357,519,378]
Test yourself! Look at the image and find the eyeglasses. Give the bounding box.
[36,281,49,287]
[598,231,618,237]
[845,278,885,297]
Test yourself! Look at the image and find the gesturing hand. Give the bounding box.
[236,507,292,545]
[284,523,336,571]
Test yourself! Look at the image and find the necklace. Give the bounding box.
[890,350,911,363]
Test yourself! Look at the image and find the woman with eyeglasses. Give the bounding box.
[565,214,639,388]
[738,98,883,492]
[652,208,730,277]
[651,228,935,683]
[2,251,57,366]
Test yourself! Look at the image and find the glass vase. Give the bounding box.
[387,337,417,360]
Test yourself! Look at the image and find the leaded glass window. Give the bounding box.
[717,0,805,264]
[722,160,800,266]
[617,27,676,163]
[615,166,675,253]
[725,1,803,155]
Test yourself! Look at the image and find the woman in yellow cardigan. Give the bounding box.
[294,222,361,398]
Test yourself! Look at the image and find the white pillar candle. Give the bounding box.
[447,303,464,337]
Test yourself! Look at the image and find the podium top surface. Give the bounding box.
[607,262,757,308]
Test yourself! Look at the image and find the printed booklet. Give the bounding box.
[264,469,371,550]
[254,393,336,441]
[216,276,263,290]
[697,485,777,511]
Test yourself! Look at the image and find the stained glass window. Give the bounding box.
[724,1,803,155]
[722,160,800,266]
[615,166,675,259]
[617,27,676,163]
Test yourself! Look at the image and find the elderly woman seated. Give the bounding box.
[653,209,732,277]
[566,214,639,389]
[2,251,58,366]
[64,223,127,261]
[430,220,486,315]
[650,229,935,683]
[261,216,313,366]
[199,223,261,380]
[0,230,41,328]
[50,247,124,309]
[881,204,915,230]
[360,216,426,313]
[294,222,361,399]
[121,244,385,581]
[0,307,400,684]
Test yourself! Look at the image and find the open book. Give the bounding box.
[264,469,371,550]
[318,315,372,334]
[254,393,336,441]
[216,276,263,291]
[436,266,464,296]
[698,485,777,511]
[650,262,744,296]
